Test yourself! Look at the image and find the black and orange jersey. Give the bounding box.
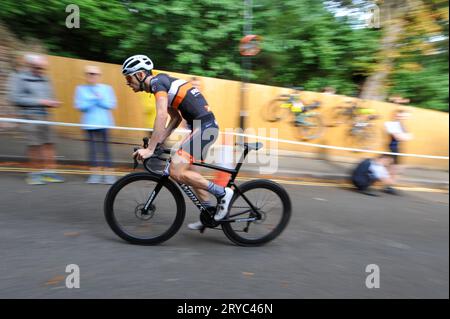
[149,73,211,125]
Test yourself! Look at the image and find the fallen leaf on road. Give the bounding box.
[45,275,65,286]
[64,232,80,237]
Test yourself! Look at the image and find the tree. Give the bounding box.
[1,0,446,110]
[327,0,449,110]
[252,0,380,95]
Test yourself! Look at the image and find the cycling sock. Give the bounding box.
[207,182,225,198]
[201,200,213,207]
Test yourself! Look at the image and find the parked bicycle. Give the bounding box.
[329,98,380,150]
[346,114,380,150]
[263,87,324,141]
[328,98,360,127]
[104,138,292,246]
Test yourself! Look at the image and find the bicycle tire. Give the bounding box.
[221,179,291,246]
[104,172,186,245]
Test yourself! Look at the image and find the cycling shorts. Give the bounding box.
[176,113,219,163]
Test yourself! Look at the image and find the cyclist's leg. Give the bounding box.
[170,121,233,224]
[180,122,210,203]
[168,125,214,195]
[170,151,229,200]
[170,156,211,230]
[191,165,211,204]
[170,121,220,192]
[170,154,210,191]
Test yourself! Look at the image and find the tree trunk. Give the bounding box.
[360,0,411,101]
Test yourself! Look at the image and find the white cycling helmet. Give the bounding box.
[122,54,154,75]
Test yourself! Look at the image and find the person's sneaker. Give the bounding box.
[26,173,45,185]
[188,221,204,230]
[103,175,117,185]
[41,172,64,183]
[214,187,234,221]
[383,186,400,195]
[358,189,380,197]
[86,174,102,184]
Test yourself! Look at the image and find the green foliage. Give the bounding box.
[252,0,380,95]
[390,54,449,112]
[387,0,449,111]
[0,0,447,111]
[327,0,449,110]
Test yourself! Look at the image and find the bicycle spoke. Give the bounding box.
[227,187,284,240]
[111,179,179,240]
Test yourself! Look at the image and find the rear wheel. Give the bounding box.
[104,172,186,245]
[328,106,352,127]
[221,180,291,246]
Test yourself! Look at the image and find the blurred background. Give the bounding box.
[0,1,448,164]
[1,0,448,108]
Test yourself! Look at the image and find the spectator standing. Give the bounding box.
[384,108,412,182]
[74,65,117,184]
[7,53,64,185]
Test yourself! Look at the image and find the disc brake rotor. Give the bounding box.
[135,203,155,221]
[254,210,266,224]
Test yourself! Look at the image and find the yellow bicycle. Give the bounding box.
[329,99,380,150]
[263,87,324,141]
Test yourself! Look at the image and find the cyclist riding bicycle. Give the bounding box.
[122,54,233,230]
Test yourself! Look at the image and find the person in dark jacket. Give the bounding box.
[351,155,397,196]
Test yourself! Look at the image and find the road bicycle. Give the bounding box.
[263,87,324,140]
[104,138,292,246]
[329,99,380,150]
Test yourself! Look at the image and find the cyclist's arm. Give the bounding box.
[147,93,170,153]
[159,107,182,142]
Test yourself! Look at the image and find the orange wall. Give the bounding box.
[244,83,449,168]
[45,55,449,168]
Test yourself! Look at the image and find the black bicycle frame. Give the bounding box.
[142,144,262,221]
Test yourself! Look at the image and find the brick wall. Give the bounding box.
[0,22,45,130]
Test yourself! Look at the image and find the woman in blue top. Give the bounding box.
[74,65,117,184]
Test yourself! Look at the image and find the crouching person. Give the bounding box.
[351,155,398,196]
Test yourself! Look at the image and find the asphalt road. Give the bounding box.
[0,172,448,299]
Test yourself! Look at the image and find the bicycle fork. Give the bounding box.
[142,160,172,212]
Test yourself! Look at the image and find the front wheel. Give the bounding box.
[221,179,292,246]
[104,172,186,245]
[328,106,352,127]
